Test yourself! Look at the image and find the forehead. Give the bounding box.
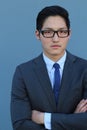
[42,16,67,29]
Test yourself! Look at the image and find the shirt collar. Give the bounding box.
[43,51,67,72]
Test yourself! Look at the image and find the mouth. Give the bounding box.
[51,45,61,48]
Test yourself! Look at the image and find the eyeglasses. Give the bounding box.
[40,29,69,38]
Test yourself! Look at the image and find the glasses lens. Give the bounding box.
[41,30,54,38]
[58,30,69,37]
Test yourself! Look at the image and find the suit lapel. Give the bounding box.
[33,54,56,111]
[57,52,77,111]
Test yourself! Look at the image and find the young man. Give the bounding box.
[11,5,87,130]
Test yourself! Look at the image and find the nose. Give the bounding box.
[52,33,59,42]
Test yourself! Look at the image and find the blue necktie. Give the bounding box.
[53,63,60,105]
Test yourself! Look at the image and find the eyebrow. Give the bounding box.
[42,27,68,30]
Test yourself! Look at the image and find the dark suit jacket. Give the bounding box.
[11,51,87,130]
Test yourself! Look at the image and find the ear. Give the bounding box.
[35,30,40,40]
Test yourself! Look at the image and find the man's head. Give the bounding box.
[35,5,71,61]
[36,5,70,31]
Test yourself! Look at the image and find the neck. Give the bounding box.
[43,51,65,62]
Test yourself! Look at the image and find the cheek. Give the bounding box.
[41,39,51,46]
[62,39,69,47]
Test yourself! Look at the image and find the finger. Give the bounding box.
[77,99,87,110]
[74,99,87,113]
[79,105,87,112]
[78,102,87,112]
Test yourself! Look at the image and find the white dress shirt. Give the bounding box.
[43,51,67,130]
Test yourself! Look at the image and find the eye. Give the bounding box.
[44,30,53,34]
[59,30,68,34]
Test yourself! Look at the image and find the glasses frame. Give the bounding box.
[39,29,70,38]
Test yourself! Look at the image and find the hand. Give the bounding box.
[74,99,87,113]
[32,110,44,124]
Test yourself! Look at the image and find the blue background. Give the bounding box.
[0,1,87,130]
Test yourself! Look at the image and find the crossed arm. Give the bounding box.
[32,99,87,125]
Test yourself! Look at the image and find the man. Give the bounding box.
[11,5,87,130]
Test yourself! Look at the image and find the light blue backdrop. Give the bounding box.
[0,0,87,130]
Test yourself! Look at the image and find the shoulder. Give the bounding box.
[16,53,43,70]
[67,51,87,67]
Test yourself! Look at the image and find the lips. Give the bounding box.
[51,45,61,48]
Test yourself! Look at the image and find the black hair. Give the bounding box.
[36,5,70,31]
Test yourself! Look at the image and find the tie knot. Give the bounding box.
[53,63,60,69]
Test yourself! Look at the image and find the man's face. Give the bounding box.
[36,16,71,61]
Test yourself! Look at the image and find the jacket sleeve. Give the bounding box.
[11,66,46,130]
[51,113,87,130]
